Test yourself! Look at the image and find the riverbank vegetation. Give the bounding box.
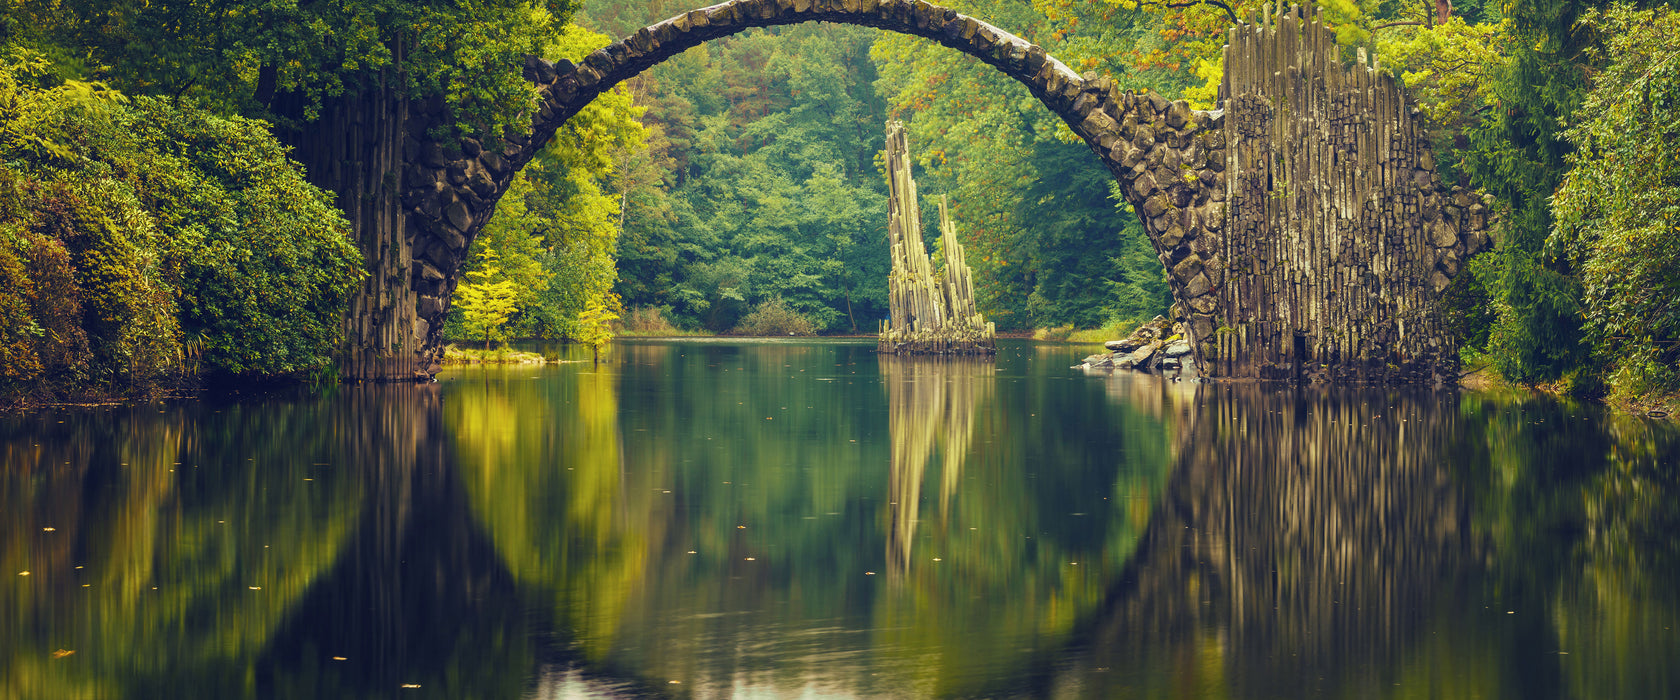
[0,56,360,402]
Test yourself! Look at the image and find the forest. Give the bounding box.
[1,0,1678,407]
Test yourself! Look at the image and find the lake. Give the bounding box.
[3,338,1677,699]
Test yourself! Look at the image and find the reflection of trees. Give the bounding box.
[881,356,993,579]
[448,362,647,666]
[0,391,369,698]
[871,363,1182,697]
[0,383,560,700]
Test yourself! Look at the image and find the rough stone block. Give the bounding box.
[1142,194,1170,218]
[1185,272,1212,296]
[1159,224,1185,249]
[1430,219,1458,248]
[1131,172,1159,199]
[445,201,472,233]
[418,295,445,319]
[415,260,445,281]
[1081,109,1119,138]
[1172,254,1204,281]
[1165,100,1192,129]
[1132,125,1155,150]
[1190,315,1215,340]
[1146,91,1169,114]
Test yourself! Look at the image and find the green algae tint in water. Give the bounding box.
[1,338,1677,699]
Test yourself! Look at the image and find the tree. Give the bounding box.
[455,253,521,351]
[1,52,361,393]
[575,295,620,363]
[1549,4,1680,401]
[1460,0,1610,383]
[9,0,584,377]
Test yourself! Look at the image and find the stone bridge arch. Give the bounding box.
[389,0,1490,383]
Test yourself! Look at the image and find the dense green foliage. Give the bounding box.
[584,10,895,333]
[443,24,646,345]
[2,0,1676,404]
[3,0,591,394]
[0,55,360,394]
[1549,5,1680,401]
[4,0,581,144]
[575,0,1195,333]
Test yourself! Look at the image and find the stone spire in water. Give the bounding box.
[879,121,996,355]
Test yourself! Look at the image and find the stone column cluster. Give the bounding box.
[1215,3,1492,382]
[878,121,995,354]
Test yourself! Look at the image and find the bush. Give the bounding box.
[1550,5,1680,402]
[621,306,677,333]
[732,298,817,336]
[0,53,360,395]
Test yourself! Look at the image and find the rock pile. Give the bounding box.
[1078,316,1196,376]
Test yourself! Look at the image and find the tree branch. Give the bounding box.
[1374,21,1425,30]
[1133,0,1240,26]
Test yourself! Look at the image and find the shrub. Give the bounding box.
[0,53,360,395]
[732,298,817,336]
[621,306,677,333]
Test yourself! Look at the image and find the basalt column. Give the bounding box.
[1213,3,1492,383]
[281,58,429,382]
[878,121,996,355]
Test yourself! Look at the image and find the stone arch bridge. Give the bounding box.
[361,0,1490,383]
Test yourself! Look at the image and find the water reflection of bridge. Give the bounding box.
[1060,378,1485,697]
[8,358,1676,698]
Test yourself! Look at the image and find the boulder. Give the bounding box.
[1128,340,1160,365]
[1105,338,1144,352]
[1163,340,1192,358]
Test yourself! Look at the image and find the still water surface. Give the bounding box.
[3,339,1678,699]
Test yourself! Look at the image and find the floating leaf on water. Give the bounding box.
[331,657,347,661]
[400,684,422,689]
[248,586,262,590]
[17,572,28,576]
[42,527,55,532]
[51,650,74,659]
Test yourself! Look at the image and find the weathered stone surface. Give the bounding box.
[1129,342,1159,365]
[1185,272,1211,297]
[1165,100,1192,129]
[1159,225,1185,249]
[417,295,445,318]
[444,201,472,233]
[1430,219,1459,248]
[416,260,445,281]
[1141,194,1170,218]
[1171,255,1203,282]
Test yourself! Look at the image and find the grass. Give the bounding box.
[1036,319,1142,344]
[616,328,715,338]
[442,345,549,365]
